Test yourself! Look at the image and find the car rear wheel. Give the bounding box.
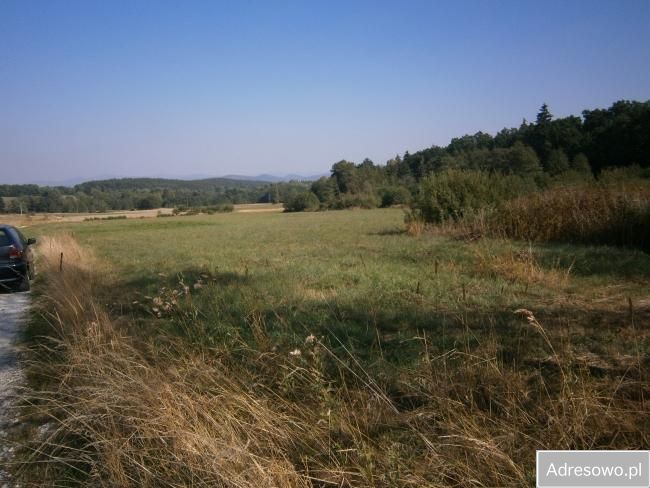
[16,274,31,292]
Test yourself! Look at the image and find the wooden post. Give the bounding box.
[59,252,64,272]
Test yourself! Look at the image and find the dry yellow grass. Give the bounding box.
[474,245,573,290]
[18,236,321,486]
[488,185,650,250]
[1,208,174,227]
[0,204,281,229]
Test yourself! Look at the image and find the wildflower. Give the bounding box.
[305,334,316,345]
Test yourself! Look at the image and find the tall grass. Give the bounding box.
[412,170,650,251]
[19,236,323,486]
[13,226,649,486]
[488,185,650,250]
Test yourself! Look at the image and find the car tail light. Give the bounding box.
[9,245,22,260]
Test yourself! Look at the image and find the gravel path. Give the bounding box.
[0,291,30,486]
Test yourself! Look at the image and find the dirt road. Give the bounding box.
[0,292,30,485]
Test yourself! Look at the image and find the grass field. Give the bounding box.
[15,208,650,486]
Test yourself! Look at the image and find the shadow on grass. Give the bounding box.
[75,262,648,397]
[96,267,252,303]
[367,227,406,236]
[534,243,650,279]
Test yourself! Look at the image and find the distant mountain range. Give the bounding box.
[221,173,327,183]
[30,173,326,187]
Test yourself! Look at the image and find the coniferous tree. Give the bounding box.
[536,103,553,125]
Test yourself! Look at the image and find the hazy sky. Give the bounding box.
[2,1,649,184]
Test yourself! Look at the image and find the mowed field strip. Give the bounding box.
[2,203,283,227]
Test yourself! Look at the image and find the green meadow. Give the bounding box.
[34,208,648,351]
[20,208,650,486]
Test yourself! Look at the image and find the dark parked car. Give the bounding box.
[0,224,36,292]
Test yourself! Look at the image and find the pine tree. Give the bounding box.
[536,103,553,125]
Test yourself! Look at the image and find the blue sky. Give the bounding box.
[1,1,649,184]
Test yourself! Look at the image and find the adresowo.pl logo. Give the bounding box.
[537,451,650,487]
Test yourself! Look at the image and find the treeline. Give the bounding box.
[0,178,309,213]
[2,100,648,215]
[285,100,650,211]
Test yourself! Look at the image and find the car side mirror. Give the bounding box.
[27,237,36,245]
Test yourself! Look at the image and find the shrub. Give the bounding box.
[403,208,425,235]
[545,149,570,176]
[379,186,412,207]
[413,170,536,223]
[83,215,128,222]
[136,192,163,210]
[598,165,650,184]
[283,191,320,212]
[551,169,595,186]
[571,153,592,174]
[203,204,234,214]
[338,192,380,209]
[171,204,234,215]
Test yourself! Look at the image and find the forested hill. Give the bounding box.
[0,176,310,213]
[74,176,270,192]
[285,100,650,211]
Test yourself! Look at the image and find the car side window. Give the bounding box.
[0,230,11,247]
[16,229,28,244]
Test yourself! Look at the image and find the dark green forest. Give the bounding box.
[1,100,649,214]
[286,100,650,212]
